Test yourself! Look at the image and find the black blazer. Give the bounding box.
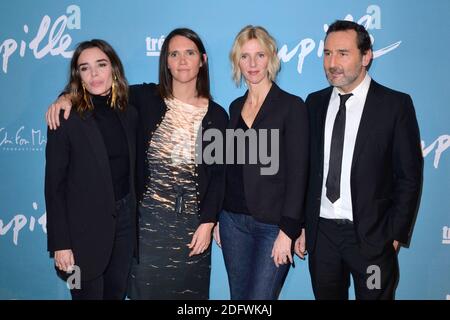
[45,104,138,281]
[227,82,309,240]
[130,83,228,223]
[305,80,423,258]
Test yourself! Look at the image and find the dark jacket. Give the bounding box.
[45,104,138,281]
[130,83,228,223]
[227,82,309,240]
[305,80,423,258]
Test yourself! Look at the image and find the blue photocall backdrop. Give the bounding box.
[0,0,449,299]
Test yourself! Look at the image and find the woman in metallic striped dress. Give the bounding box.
[127,28,228,299]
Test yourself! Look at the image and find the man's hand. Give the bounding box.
[393,240,400,252]
[213,222,221,248]
[294,228,307,259]
[54,249,75,272]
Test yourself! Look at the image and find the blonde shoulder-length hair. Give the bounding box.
[230,25,280,86]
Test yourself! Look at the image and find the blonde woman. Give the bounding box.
[214,25,309,300]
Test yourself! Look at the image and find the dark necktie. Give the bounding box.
[326,93,353,203]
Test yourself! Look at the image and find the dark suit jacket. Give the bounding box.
[227,82,309,240]
[130,83,228,223]
[305,80,423,258]
[45,105,138,281]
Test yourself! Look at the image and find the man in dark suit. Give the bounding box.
[294,20,423,300]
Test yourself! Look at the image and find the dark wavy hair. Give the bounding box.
[158,28,211,100]
[64,39,128,114]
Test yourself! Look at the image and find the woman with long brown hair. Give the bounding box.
[45,39,138,300]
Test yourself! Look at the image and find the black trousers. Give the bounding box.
[309,218,399,300]
[70,194,134,300]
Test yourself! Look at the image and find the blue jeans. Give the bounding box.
[219,210,290,300]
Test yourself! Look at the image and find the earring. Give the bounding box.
[110,76,118,108]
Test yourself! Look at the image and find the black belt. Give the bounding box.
[320,217,354,225]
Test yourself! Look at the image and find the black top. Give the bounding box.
[224,114,250,214]
[92,95,130,201]
[129,83,229,223]
[227,82,309,240]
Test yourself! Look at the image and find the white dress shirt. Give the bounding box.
[319,73,372,221]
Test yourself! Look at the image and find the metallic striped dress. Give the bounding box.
[128,98,210,300]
